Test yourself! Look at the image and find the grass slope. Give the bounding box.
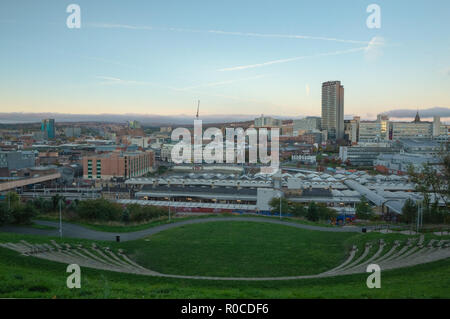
[35,213,336,233]
[124,221,353,277]
[0,223,449,299]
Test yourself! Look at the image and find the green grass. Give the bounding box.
[35,213,336,233]
[123,222,353,277]
[0,222,449,298]
[35,215,188,233]
[29,223,57,230]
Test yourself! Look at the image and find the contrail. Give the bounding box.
[217,46,367,72]
[89,23,372,44]
[179,75,266,90]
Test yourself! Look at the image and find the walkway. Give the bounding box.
[0,216,362,242]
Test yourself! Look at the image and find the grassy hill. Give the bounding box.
[0,221,449,299]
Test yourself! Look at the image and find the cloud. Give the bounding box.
[305,84,310,97]
[386,107,450,118]
[364,36,385,61]
[217,46,367,71]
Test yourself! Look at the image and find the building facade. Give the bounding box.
[293,116,321,136]
[64,127,81,138]
[0,151,36,170]
[321,81,344,141]
[254,116,282,128]
[82,150,154,180]
[359,120,389,142]
[41,119,55,139]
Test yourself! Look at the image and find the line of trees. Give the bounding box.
[401,198,449,225]
[269,197,337,222]
[355,196,375,220]
[405,142,449,225]
[0,193,169,226]
[0,192,38,226]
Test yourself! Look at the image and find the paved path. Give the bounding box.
[0,217,363,242]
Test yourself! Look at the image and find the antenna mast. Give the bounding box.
[196,100,200,119]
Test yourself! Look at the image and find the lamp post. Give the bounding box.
[416,201,423,233]
[279,195,282,220]
[169,197,171,222]
[59,198,63,239]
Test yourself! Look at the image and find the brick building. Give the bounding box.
[82,150,154,180]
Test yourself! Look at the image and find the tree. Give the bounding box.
[356,196,374,220]
[76,199,122,221]
[306,202,319,222]
[0,202,11,226]
[401,198,417,224]
[269,197,289,215]
[317,205,338,221]
[11,201,37,225]
[5,192,20,209]
[408,142,450,211]
[121,208,130,223]
[289,203,307,218]
[52,194,66,211]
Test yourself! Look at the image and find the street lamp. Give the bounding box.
[169,197,171,222]
[279,194,282,220]
[416,201,423,233]
[59,198,63,239]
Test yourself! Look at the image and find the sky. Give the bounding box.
[0,0,449,120]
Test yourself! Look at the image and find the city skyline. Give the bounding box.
[0,0,449,118]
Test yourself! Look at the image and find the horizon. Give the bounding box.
[1,109,449,125]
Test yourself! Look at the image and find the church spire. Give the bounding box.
[414,111,421,123]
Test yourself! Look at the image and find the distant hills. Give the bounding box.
[0,107,448,125]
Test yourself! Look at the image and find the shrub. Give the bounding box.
[128,204,168,222]
[10,201,37,225]
[306,202,319,222]
[75,199,122,221]
[32,198,53,213]
[356,196,374,220]
[0,202,11,226]
[121,209,130,223]
[317,205,338,221]
[289,203,307,217]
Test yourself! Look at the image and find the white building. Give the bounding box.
[254,115,282,128]
[293,117,321,136]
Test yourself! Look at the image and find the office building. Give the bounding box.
[64,127,81,138]
[0,151,36,170]
[293,116,321,136]
[82,150,154,180]
[41,119,55,139]
[254,115,282,128]
[321,81,344,140]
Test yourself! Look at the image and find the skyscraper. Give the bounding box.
[41,119,55,139]
[321,81,344,141]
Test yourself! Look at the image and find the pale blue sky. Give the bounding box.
[0,0,449,119]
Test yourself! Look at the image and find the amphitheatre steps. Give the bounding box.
[0,237,448,281]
